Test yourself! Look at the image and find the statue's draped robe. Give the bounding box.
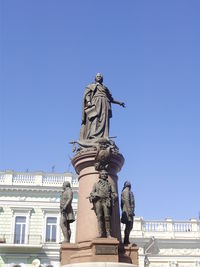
[80,83,113,140]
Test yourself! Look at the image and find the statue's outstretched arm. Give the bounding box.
[111,99,126,108]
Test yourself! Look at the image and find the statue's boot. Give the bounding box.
[97,217,104,237]
[124,227,130,245]
[67,229,71,242]
[124,235,130,245]
[105,217,111,238]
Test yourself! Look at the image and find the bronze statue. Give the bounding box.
[94,138,111,171]
[80,73,125,141]
[121,181,135,245]
[60,181,75,242]
[89,170,118,238]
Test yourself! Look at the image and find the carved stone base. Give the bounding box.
[60,239,138,266]
[119,244,139,265]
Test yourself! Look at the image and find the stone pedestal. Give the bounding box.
[61,239,138,266]
[63,263,138,267]
[72,149,124,243]
[60,149,138,266]
[61,238,119,264]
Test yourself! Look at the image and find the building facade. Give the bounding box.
[0,170,78,267]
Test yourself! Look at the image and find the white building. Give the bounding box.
[0,170,78,267]
[128,217,200,267]
[1,170,200,267]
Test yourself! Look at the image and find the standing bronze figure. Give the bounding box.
[121,181,135,245]
[89,170,118,238]
[60,181,75,243]
[80,73,125,141]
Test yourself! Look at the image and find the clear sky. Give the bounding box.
[1,0,200,221]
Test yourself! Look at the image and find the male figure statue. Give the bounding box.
[121,181,135,244]
[89,170,118,238]
[60,181,75,242]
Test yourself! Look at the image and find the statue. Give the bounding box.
[89,170,118,238]
[80,73,125,141]
[60,181,75,242]
[121,181,135,245]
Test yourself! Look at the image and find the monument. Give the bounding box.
[61,73,138,266]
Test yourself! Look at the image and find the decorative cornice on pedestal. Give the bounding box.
[72,149,124,175]
[72,150,97,174]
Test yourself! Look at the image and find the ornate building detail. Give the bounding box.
[0,170,78,267]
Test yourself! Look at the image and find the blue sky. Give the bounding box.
[1,1,200,220]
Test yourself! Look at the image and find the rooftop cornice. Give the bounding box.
[0,170,75,176]
[133,237,200,247]
[0,187,79,195]
[0,185,63,192]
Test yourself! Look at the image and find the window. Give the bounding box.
[46,217,57,242]
[41,208,60,243]
[10,206,32,244]
[14,216,26,244]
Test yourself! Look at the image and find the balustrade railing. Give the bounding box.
[0,173,5,183]
[142,221,167,232]
[42,174,67,184]
[0,171,78,187]
[173,222,192,232]
[13,174,35,184]
[72,179,79,187]
[0,234,42,245]
[131,218,200,238]
[142,221,193,232]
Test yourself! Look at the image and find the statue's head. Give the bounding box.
[95,73,103,84]
[124,181,131,189]
[99,170,108,180]
[63,181,71,189]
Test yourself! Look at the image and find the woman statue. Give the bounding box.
[80,73,125,141]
